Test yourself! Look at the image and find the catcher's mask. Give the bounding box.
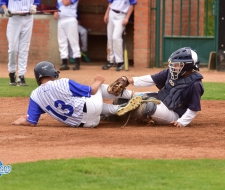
[34,61,60,85]
[168,47,200,80]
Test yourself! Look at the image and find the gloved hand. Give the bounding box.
[4,8,12,17]
[29,5,37,14]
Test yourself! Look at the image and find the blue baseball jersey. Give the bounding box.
[26,78,92,127]
[0,0,40,12]
[56,0,78,18]
[108,0,137,13]
[151,69,204,116]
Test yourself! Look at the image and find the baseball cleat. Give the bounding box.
[59,64,69,70]
[102,62,113,70]
[117,96,142,116]
[9,72,17,86]
[17,75,28,86]
[116,62,124,71]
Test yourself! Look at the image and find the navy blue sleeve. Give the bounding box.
[151,69,169,90]
[27,98,45,125]
[188,81,204,111]
[69,79,92,97]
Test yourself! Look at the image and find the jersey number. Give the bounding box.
[46,100,74,121]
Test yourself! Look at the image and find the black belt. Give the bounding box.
[112,9,125,14]
[78,103,87,127]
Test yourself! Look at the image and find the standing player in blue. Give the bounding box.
[54,0,81,71]
[112,47,204,127]
[102,0,137,71]
[1,0,40,86]
[11,61,142,127]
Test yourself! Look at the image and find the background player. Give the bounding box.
[68,7,90,63]
[11,61,141,127]
[1,0,40,86]
[110,47,204,127]
[54,0,81,71]
[102,0,137,71]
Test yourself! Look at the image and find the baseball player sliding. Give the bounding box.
[11,61,142,127]
[102,0,137,71]
[54,0,81,71]
[0,0,40,86]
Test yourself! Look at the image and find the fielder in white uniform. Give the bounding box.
[54,0,81,71]
[1,0,40,86]
[12,61,142,128]
[102,0,137,71]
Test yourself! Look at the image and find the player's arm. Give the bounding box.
[91,74,105,95]
[62,0,77,6]
[11,116,36,126]
[123,5,134,26]
[129,75,156,87]
[11,98,44,126]
[104,3,111,23]
[170,109,197,127]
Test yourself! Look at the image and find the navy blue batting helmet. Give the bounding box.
[34,61,59,85]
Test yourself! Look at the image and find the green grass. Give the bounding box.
[1,158,225,190]
[0,78,225,100]
[0,78,38,97]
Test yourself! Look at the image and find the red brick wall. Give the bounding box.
[133,0,151,68]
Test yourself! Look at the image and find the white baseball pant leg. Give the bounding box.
[58,17,81,59]
[107,10,125,63]
[68,24,88,57]
[83,84,133,127]
[7,15,33,76]
[151,102,179,124]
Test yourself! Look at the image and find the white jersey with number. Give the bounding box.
[27,78,91,127]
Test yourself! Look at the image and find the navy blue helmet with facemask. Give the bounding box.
[168,47,200,80]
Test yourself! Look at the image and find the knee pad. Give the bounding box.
[143,102,157,117]
[134,102,157,123]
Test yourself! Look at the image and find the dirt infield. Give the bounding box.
[0,62,225,164]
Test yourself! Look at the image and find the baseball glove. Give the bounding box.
[107,76,130,96]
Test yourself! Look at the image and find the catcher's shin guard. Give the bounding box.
[117,96,142,116]
[133,102,157,123]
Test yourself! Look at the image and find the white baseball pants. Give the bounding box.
[57,17,81,59]
[7,15,33,76]
[81,84,133,127]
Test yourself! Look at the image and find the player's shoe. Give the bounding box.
[9,72,17,86]
[73,64,80,70]
[81,51,90,62]
[117,96,142,116]
[17,75,28,86]
[116,62,124,71]
[59,64,70,70]
[102,62,114,70]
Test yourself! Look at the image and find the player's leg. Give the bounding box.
[78,25,90,62]
[112,12,126,71]
[66,18,81,70]
[7,16,21,86]
[17,16,34,86]
[82,89,103,127]
[150,102,179,124]
[58,18,70,70]
[102,10,115,70]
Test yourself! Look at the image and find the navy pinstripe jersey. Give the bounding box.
[26,78,92,127]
